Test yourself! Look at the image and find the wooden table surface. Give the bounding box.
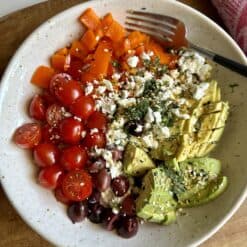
[0,1,246,246]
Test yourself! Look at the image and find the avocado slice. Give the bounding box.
[178,176,228,207]
[136,167,177,224]
[168,157,223,206]
[123,143,155,176]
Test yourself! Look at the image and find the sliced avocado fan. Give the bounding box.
[136,167,177,224]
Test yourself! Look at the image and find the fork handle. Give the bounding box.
[189,43,247,77]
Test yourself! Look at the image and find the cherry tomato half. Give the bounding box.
[29,94,46,121]
[60,146,88,171]
[34,143,60,167]
[83,131,106,148]
[59,118,83,144]
[54,80,83,107]
[87,111,107,131]
[67,59,84,81]
[46,104,64,126]
[62,170,92,201]
[70,96,95,120]
[49,73,72,96]
[13,123,42,149]
[38,164,63,189]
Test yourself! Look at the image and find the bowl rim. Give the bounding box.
[0,0,247,246]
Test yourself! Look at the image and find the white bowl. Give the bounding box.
[0,0,247,246]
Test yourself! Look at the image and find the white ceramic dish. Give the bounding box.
[0,0,247,246]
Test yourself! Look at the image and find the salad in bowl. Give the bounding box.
[13,8,229,238]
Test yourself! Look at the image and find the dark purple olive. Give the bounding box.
[120,195,136,216]
[124,121,143,136]
[111,175,130,197]
[117,217,139,238]
[95,169,111,192]
[88,204,105,224]
[87,158,106,173]
[111,149,123,161]
[88,190,101,205]
[67,202,88,224]
[102,208,120,231]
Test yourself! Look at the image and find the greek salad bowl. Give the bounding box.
[0,0,247,246]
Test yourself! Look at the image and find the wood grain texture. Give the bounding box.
[0,0,246,246]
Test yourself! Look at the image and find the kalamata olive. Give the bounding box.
[120,195,136,216]
[95,169,111,192]
[87,158,106,174]
[124,121,143,136]
[111,149,123,161]
[88,204,105,224]
[102,209,120,231]
[88,190,101,205]
[67,202,88,223]
[117,217,139,238]
[111,176,130,197]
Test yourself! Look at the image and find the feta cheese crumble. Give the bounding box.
[127,56,139,68]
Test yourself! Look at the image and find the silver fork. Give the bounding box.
[125,10,247,77]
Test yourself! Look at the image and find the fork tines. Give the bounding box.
[125,10,179,42]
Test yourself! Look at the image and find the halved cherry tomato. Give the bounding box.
[83,131,106,148]
[41,90,57,106]
[87,111,107,131]
[70,96,95,120]
[60,146,88,171]
[55,187,71,205]
[46,104,64,126]
[59,118,83,144]
[33,143,60,167]
[38,164,63,189]
[62,170,92,201]
[29,94,46,121]
[49,73,72,96]
[53,79,83,106]
[13,123,42,149]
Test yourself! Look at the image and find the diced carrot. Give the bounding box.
[89,42,112,79]
[120,61,130,72]
[113,38,131,58]
[31,66,55,88]
[51,54,66,71]
[56,47,68,56]
[94,26,104,40]
[70,40,88,60]
[147,40,172,64]
[135,45,145,56]
[81,72,96,83]
[79,8,100,30]
[101,13,114,32]
[81,30,98,51]
[128,31,149,49]
[105,20,126,42]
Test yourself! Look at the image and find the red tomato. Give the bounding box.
[13,123,42,149]
[49,73,72,95]
[60,146,88,171]
[41,125,61,144]
[67,59,84,81]
[62,170,92,201]
[87,111,107,131]
[55,187,71,205]
[46,104,64,126]
[38,164,63,189]
[33,143,60,167]
[59,118,83,144]
[29,94,46,121]
[83,131,106,148]
[70,96,95,120]
[53,80,83,106]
